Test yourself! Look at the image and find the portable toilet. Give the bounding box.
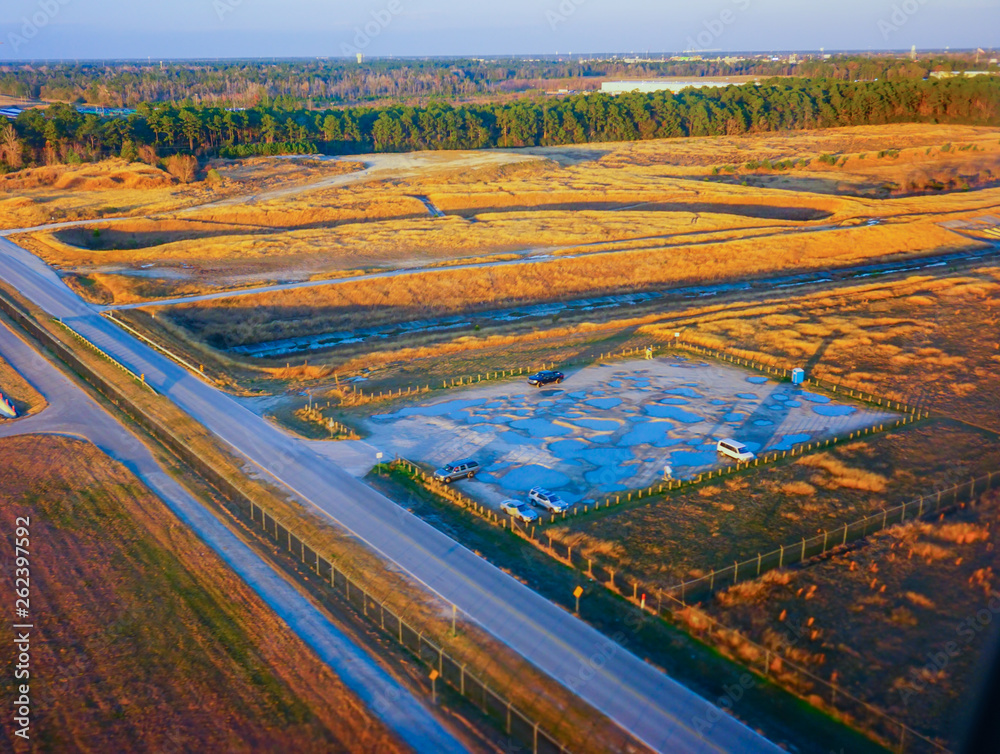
[791,368,805,385]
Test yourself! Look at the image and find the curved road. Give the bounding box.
[0,235,781,754]
[0,319,465,754]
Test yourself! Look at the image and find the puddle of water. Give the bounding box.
[746,376,769,384]
[585,465,636,487]
[499,430,546,445]
[736,393,758,400]
[800,392,832,404]
[710,399,728,406]
[753,419,774,426]
[498,465,571,491]
[396,398,486,418]
[772,394,788,402]
[813,405,856,417]
[549,439,590,458]
[572,418,621,432]
[666,387,701,398]
[768,433,812,451]
[724,412,748,422]
[586,397,623,410]
[579,447,635,466]
[785,400,802,408]
[670,450,718,467]
[660,397,690,405]
[618,421,675,447]
[645,405,703,423]
[509,418,572,437]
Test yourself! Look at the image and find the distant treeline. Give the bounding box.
[3,77,998,170]
[0,54,992,108]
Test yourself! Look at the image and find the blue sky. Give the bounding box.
[2,0,997,60]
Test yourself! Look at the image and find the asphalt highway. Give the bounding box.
[0,317,466,754]
[0,234,782,754]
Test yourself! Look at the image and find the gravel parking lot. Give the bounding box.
[365,356,899,507]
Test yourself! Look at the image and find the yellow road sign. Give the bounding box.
[429,669,440,681]
[573,586,584,599]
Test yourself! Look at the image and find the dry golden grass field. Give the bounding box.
[10,123,999,311]
[700,488,1000,751]
[644,265,1000,431]
[0,434,403,754]
[0,155,359,230]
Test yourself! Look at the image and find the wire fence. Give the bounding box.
[515,473,1000,754]
[668,472,998,603]
[0,291,572,754]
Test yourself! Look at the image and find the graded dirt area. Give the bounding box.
[363,355,897,506]
[0,434,403,754]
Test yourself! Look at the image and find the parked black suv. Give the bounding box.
[527,370,564,387]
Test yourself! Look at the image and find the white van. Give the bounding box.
[717,439,755,461]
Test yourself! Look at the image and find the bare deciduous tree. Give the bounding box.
[0,124,24,169]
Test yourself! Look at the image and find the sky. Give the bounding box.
[2,0,997,61]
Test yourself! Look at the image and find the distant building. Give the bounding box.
[0,106,22,120]
[930,70,997,79]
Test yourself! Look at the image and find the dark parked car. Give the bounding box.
[527,370,564,387]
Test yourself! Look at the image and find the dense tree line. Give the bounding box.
[2,76,998,171]
[0,54,992,109]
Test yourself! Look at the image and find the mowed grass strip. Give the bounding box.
[0,434,404,754]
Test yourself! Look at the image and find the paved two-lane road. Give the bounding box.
[0,235,782,754]
[0,319,465,754]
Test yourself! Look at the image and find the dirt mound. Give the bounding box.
[0,159,176,192]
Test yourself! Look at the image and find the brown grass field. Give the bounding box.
[11,123,1000,310]
[643,265,1000,431]
[700,488,1000,750]
[0,434,403,753]
[0,156,360,230]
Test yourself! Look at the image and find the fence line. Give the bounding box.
[667,472,997,602]
[505,475,999,754]
[0,291,570,754]
[393,410,924,531]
